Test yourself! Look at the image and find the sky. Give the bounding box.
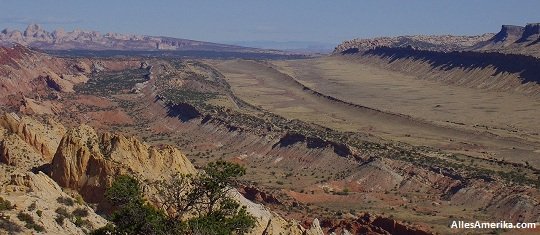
[1,0,540,45]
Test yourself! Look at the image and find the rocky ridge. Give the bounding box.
[342,46,540,96]
[333,34,493,53]
[334,23,540,57]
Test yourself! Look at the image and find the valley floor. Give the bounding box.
[210,57,540,168]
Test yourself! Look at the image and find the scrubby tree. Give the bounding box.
[93,175,168,235]
[157,160,255,234]
[92,161,255,235]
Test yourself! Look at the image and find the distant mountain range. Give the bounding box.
[0,24,281,53]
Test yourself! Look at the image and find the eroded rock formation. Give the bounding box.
[49,124,196,204]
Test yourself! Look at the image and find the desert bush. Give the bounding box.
[75,194,85,205]
[74,216,91,228]
[0,197,13,211]
[72,208,89,218]
[0,217,22,233]
[57,196,75,207]
[93,160,256,235]
[17,212,44,232]
[55,215,65,226]
[335,188,350,195]
[55,207,70,218]
[27,202,37,211]
[54,206,70,226]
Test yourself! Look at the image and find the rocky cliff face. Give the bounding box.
[0,24,266,52]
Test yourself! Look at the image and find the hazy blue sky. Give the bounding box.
[1,0,539,44]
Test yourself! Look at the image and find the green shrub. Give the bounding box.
[93,160,256,235]
[55,215,65,226]
[55,207,70,218]
[75,195,85,205]
[0,217,22,233]
[57,196,75,207]
[335,188,350,195]
[89,223,115,235]
[17,212,44,232]
[16,212,33,224]
[104,175,143,206]
[0,197,13,211]
[27,202,37,211]
[74,216,91,228]
[72,208,89,218]
[55,206,70,226]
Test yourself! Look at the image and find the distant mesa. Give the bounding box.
[484,23,540,45]
[492,25,524,44]
[517,23,540,43]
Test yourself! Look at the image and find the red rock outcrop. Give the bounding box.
[238,185,282,205]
